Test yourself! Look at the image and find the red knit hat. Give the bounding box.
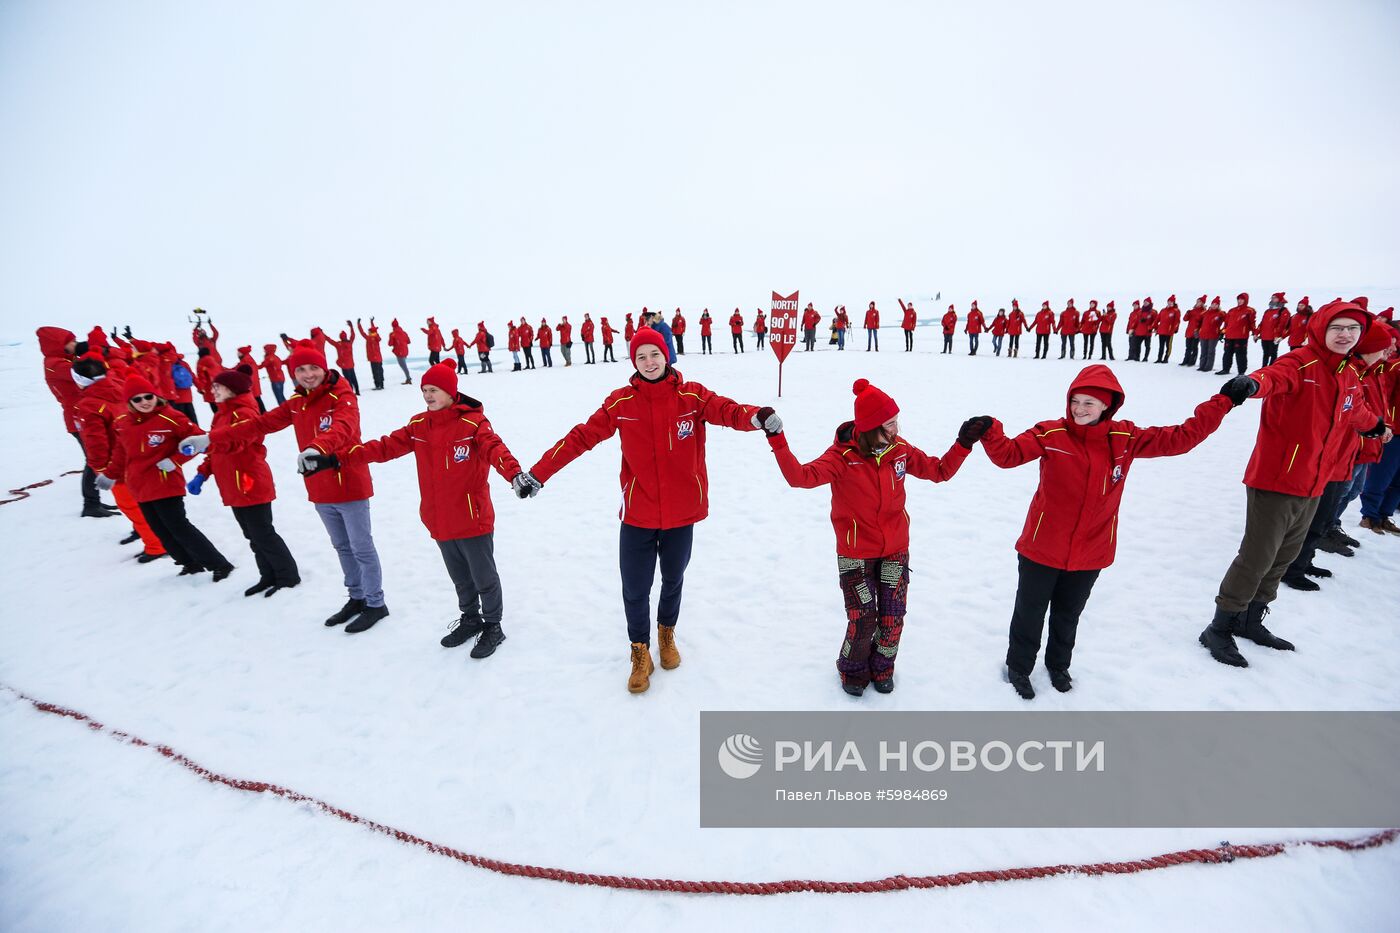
[124,373,158,401]
[1076,386,1115,408]
[421,361,458,395]
[1106,300,1115,310]
[213,364,254,395]
[1351,296,1369,311]
[629,327,669,365]
[852,379,899,432]
[285,340,327,372]
[1355,320,1394,354]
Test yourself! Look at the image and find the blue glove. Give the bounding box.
[187,474,207,495]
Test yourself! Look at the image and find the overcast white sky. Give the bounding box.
[2,0,1397,336]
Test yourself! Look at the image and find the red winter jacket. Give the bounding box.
[1257,308,1290,342]
[581,319,596,342]
[196,354,221,404]
[966,309,986,334]
[625,317,636,342]
[469,327,490,353]
[216,371,373,504]
[729,312,744,335]
[1242,301,1380,496]
[1008,310,1028,336]
[193,324,222,364]
[1132,308,1156,337]
[518,322,534,347]
[754,313,767,334]
[234,348,264,397]
[991,315,1008,337]
[74,375,127,476]
[803,307,822,330]
[1199,308,1226,341]
[1078,310,1100,335]
[357,322,384,363]
[327,333,356,370]
[1098,309,1117,334]
[1154,306,1181,336]
[981,365,1232,571]
[1356,359,1395,466]
[942,310,958,334]
[1184,306,1205,338]
[1286,311,1311,349]
[38,326,80,432]
[1057,308,1079,334]
[388,325,411,358]
[670,315,685,336]
[198,393,275,507]
[451,331,467,355]
[107,403,204,503]
[558,321,573,344]
[863,307,879,329]
[539,324,554,348]
[507,326,520,352]
[1224,298,1256,340]
[262,346,286,383]
[767,424,969,559]
[902,304,917,331]
[530,369,759,530]
[422,319,445,352]
[1033,309,1056,335]
[342,395,521,541]
[698,316,712,338]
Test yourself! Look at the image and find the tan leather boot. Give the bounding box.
[657,624,681,670]
[628,642,655,694]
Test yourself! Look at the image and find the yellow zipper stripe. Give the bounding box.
[1286,444,1299,472]
[1032,512,1044,541]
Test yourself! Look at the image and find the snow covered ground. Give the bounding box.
[3,328,1398,931]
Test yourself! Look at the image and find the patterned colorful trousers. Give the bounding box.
[836,551,910,688]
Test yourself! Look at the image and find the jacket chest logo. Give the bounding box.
[452,442,471,463]
[893,458,907,481]
[146,432,167,447]
[1342,393,1353,413]
[676,418,695,440]
[1111,464,1124,485]
[318,414,333,431]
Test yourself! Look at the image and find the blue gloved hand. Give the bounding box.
[187,474,206,495]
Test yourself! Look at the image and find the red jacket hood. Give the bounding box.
[1309,300,1373,356]
[1066,364,1125,420]
[37,326,75,357]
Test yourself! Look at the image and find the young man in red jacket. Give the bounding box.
[310,362,526,656]
[601,316,620,361]
[990,308,1008,357]
[581,314,597,364]
[1196,297,1227,372]
[558,316,573,366]
[326,325,360,395]
[262,344,288,405]
[422,317,445,366]
[197,341,390,632]
[1256,292,1290,367]
[863,302,879,352]
[1216,292,1256,375]
[538,318,554,368]
[982,366,1234,698]
[898,299,917,352]
[754,309,767,350]
[1179,296,1206,367]
[357,317,385,390]
[518,317,536,370]
[1153,295,1181,363]
[1132,298,1157,363]
[388,319,413,384]
[1287,298,1313,350]
[729,308,746,353]
[1032,302,1055,359]
[234,346,266,413]
[188,366,300,596]
[1008,300,1028,358]
[1202,300,1386,667]
[802,303,822,352]
[39,325,115,517]
[451,328,469,374]
[1097,301,1117,360]
[1056,300,1079,360]
[940,305,958,354]
[469,321,494,372]
[1078,301,1100,359]
[765,379,984,695]
[514,329,770,693]
[965,301,986,356]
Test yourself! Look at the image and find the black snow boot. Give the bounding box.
[841,681,865,697]
[1282,573,1321,592]
[210,566,234,583]
[1317,531,1355,557]
[244,579,274,597]
[178,565,206,576]
[345,603,390,633]
[325,597,366,627]
[871,678,894,694]
[1199,608,1248,667]
[136,552,167,564]
[1301,563,1332,578]
[262,578,299,598]
[441,615,485,648]
[1333,528,1361,549]
[82,503,118,518]
[120,530,141,545]
[1049,669,1073,693]
[469,622,506,658]
[1240,602,1295,651]
[1005,666,1036,700]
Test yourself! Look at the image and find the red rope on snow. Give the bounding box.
[0,470,84,505]
[4,682,1396,895]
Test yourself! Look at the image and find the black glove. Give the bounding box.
[957,415,993,449]
[1220,375,1258,406]
[122,325,134,339]
[1361,417,1387,439]
[298,450,340,475]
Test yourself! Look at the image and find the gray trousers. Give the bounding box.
[1216,487,1321,612]
[315,499,385,607]
[560,343,572,365]
[438,533,502,625]
[396,356,411,381]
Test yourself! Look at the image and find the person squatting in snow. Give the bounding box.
[763,378,990,696]
[299,361,527,658]
[511,327,769,694]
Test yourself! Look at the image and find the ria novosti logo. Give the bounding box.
[717,733,763,779]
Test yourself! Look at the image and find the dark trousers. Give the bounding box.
[1099,333,1114,360]
[271,381,287,404]
[603,343,617,362]
[1059,334,1075,358]
[805,328,817,351]
[943,334,954,353]
[584,342,596,363]
[992,334,1003,355]
[1034,334,1049,358]
[139,496,232,572]
[904,330,914,351]
[232,503,299,586]
[675,334,685,355]
[1220,338,1248,373]
[1361,435,1400,520]
[756,332,766,349]
[1008,334,1020,356]
[1127,334,1142,360]
[1260,340,1280,366]
[342,368,361,394]
[836,551,909,687]
[171,401,200,425]
[1216,488,1321,611]
[701,335,712,354]
[541,346,552,367]
[1197,338,1220,371]
[1181,337,1200,366]
[1155,334,1173,362]
[1285,480,1348,579]
[70,432,100,508]
[456,353,468,374]
[255,396,266,414]
[428,350,441,366]
[1081,333,1095,357]
[969,333,979,354]
[619,523,693,645]
[732,333,744,353]
[865,328,877,351]
[438,533,502,625]
[478,352,493,373]
[523,347,535,369]
[1006,555,1100,676]
[369,361,384,389]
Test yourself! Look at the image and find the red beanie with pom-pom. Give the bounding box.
[853,379,899,432]
[629,327,669,366]
[285,340,327,372]
[421,361,458,396]
[124,373,158,401]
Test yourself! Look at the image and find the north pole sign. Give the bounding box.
[770,290,799,395]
